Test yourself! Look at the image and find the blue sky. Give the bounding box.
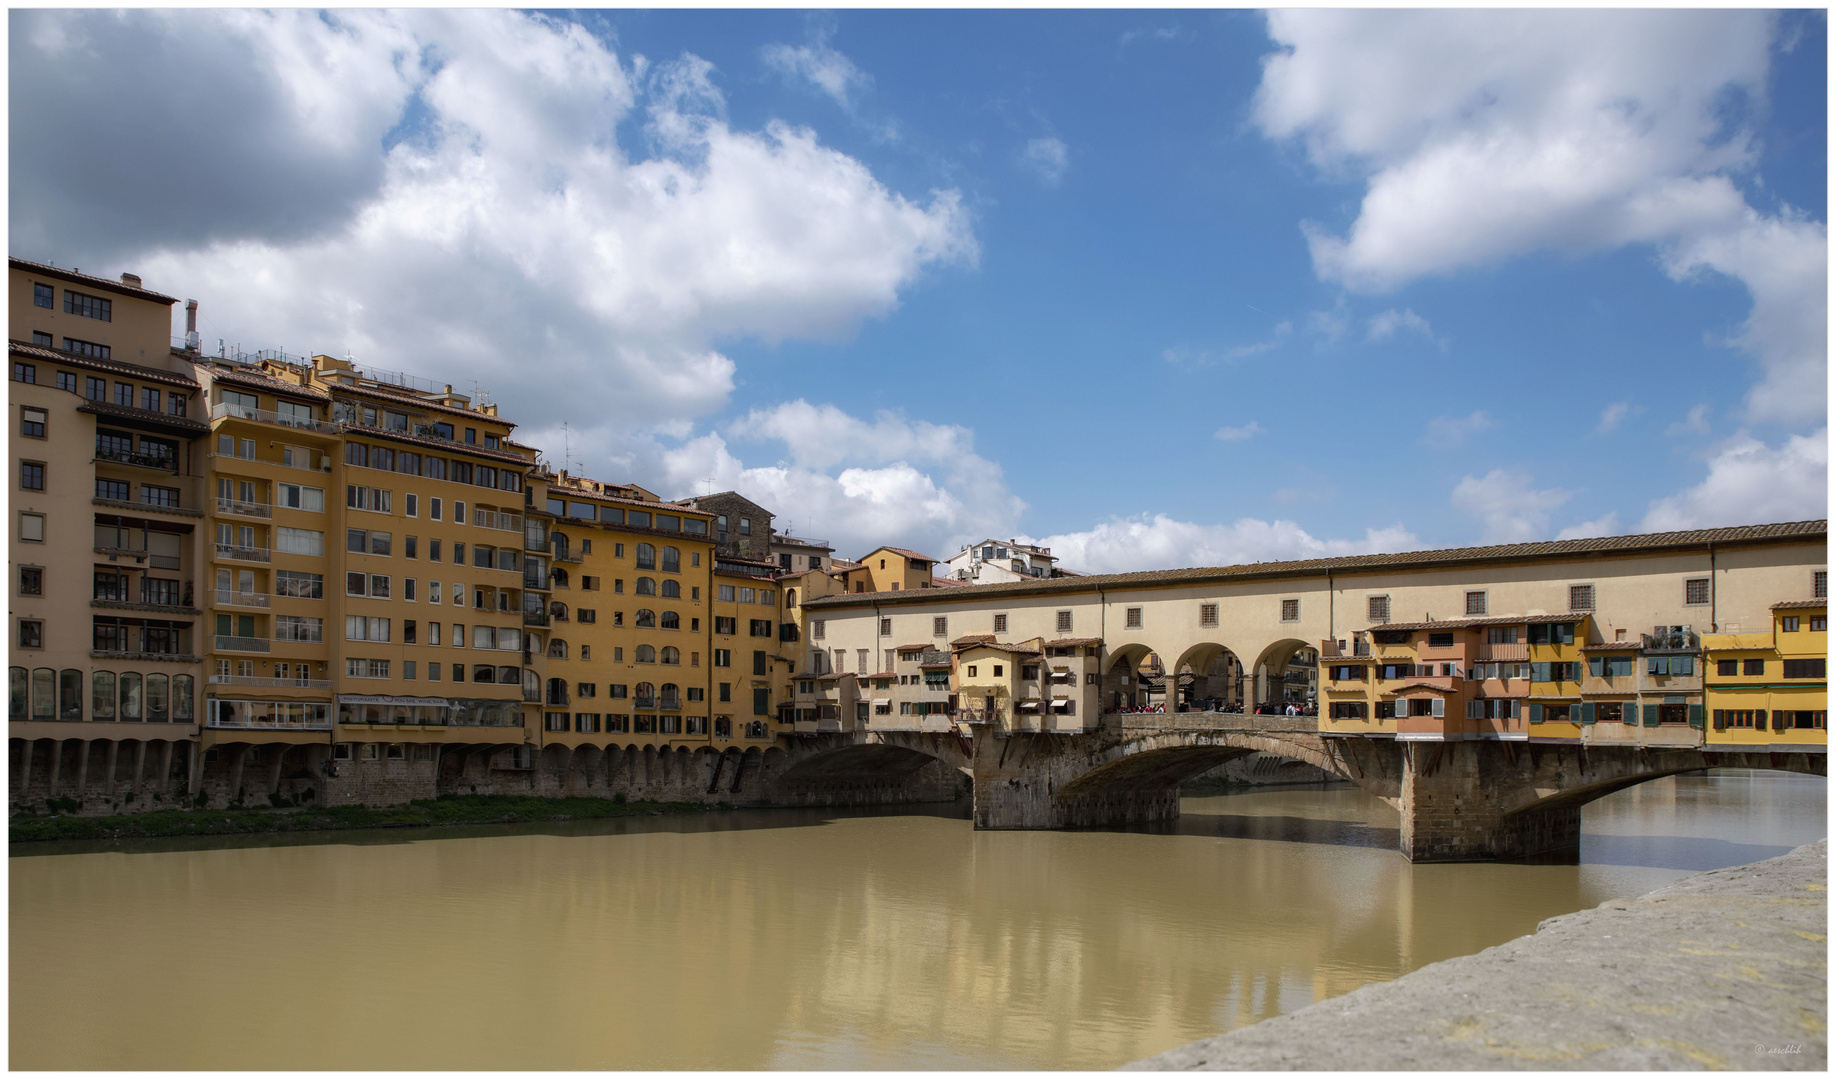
[10,9,1827,570]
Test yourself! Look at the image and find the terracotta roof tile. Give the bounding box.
[10,258,179,303]
[1383,681,1460,695]
[1580,641,1641,652]
[326,379,518,427]
[343,423,534,466]
[11,340,198,387]
[871,546,939,562]
[1376,613,1590,632]
[1045,637,1102,647]
[956,641,1043,657]
[950,634,996,646]
[210,366,329,401]
[1771,599,1828,610]
[804,521,1826,609]
[78,399,210,435]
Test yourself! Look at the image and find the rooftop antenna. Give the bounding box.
[562,422,580,475]
[704,476,716,496]
[472,380,492,409]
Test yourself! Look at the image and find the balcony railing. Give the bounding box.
[214,635,270,653]
[95,448,178,471]
[215,497,272,519]
[1643,629,1701,652]
[554,549,583,564]
[523,609,550,627]
[209,674,332,689]
[475,510,523,532]
[214,543,271,563]
[210,402,342,435]
[1476,643,1529,662]
[214,589,270,608]
[206,714,335,731]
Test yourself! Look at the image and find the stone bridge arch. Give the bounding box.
[763,731,971,809]
[1247,636,1316,710]
[1168,641,1249,712]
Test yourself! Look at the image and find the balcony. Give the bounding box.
[475,510,523,532]
[205,714,335,731]
[214,635,270,653]
[215,497,272,519]
[214,543,271,563]
[210,402,341,435]
[209,674,332,690]
[1476,642,1529,662]
[91,496,202,519]
[89,649,198,664]
[554,548,583,564]
[94,448,177,472]
[1642,628,1701,653]
[214,589,270,608]
[523,609,550,627]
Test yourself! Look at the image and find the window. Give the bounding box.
[1124,607,1142,629]
[274,528,324,556]
[142,387,159,412]
[20,566,43,597]
[749,619,772,637]
[18,620,44,649]
[346,658,390,679]
[1199,603,1219,628]
[64,290,111,321]
[275,616,323,643]
[1717,659,1739,676]
[20,461,45,491]
[19,513,43,542]
[169,392,186,416]
[809,619,825,640]
[1463,591,1487,616]
[347,485,392,513]
[1782,616,1801,633]
[1568,584,1594,611]
[714,649,731,667]
[33,282,53,307]
[114,381,133,405]
[96,478,130,501]
[934,616,949,636]
[142,484,180,507]
[714,616,736,636]
[1783,658,1825,679]
[346,529,392,556]
[20,408,45,439]
[880,618,893,637]
[753,650,767,676]
[1056,610,1073,633]
[1280,599,1299,622]
[1685,578,1710,605]
[1811,571,1828,599]
[1813,617,1828,632]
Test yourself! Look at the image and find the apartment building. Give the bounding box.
[1702,596,1827,750]
[769,532,834,574]
[9,259,206,797]
[943,538,1059,584]
[835,546,939,594]
[675,490,773,562]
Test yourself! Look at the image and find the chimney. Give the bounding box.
[121,273,142,288]
[184,300,201,352]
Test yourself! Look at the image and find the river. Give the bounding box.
[9,769,1825,1070]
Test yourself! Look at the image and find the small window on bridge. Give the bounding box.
[1367,595,1389,622]
[1125,607,1142,629]
[1199,603,1218,627]
[1280,599,1299,622]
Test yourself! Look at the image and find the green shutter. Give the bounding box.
[1643,704,1661,727]
[1529,703,1543,724]
[1757,709,1769,729]
[1675,656,1694,676]
[1588,657,1603,677]
[1713,709,1726,730]
[1580,702,1596,725]
[1688,704,1704,728]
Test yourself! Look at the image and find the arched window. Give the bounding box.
[548,639,569,659]
[90,671,116,721]
[119,672,142,721]
[31,668,54,721]
[660,683,681,709]
[786,589,796,607]
[9,667,26,721]
[552,568,569,587]
[660,610,680,630]
[144,673,168,723]
[635,644,656,664]
[661,579,680,598]
[635,543,656,570]
[634,682,656,708]
[59,669,84,721]
[473,665,497,683]
[550,601,569,620]
[546,678,568,705]
[635,577,656,596]
[552,532,572,560]
[661,646,680,665]
[171,674,194,723]
[661,546,680,573]
[497,665,519,685]
[635,609,656,628]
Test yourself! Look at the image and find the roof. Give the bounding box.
[10,258,180,304]
[950,634,996,646]
[1771,599,1828,610]
[1045,637,1103,648]
[10,340,198,388]
[804,520,1828,610]
[1376,613,1592,632]
[1580,641,1642,652]
[772,534,834,551]
[896,643,934,651]
[343,423,534,466]
[545,482,715,518]
[956,641,1043,657]
[209,365,329,402]
[930,576,970,588]
[79,400,210,436]
[865,546,939,563]
[1384,681,1461,695]
[325,378,517,428]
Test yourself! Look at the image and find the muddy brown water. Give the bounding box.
[9,769,1825,1070]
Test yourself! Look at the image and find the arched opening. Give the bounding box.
[1169,642,1248,714]
[1249,638,1319,715]
[1102,643,1158,713]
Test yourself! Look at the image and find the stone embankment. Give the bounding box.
[1128,839,1828,1071]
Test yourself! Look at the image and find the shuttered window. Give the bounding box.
[1368,595,1389,622]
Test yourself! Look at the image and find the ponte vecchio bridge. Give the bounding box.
[777,522,1827,861]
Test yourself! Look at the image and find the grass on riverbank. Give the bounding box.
[8,794,711,843]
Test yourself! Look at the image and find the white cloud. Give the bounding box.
[1420,410,1493,447]
[1641,429,1828,532]
[1020,137,1069,186]
[1556,513,1621,541]
[1119,27,1182,48]
[26,11,975,447]
[1024,516,1420,576]
[1366,307,1435,343]
[1666,404,1712,438]
[762,39,871,111]
[1305,298,1349,344]
[1214,422,1264,442]
[1450,469,1572,543]
[1253,10,1826,426]
[1594,401,1637,435]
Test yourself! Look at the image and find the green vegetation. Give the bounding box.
[9,794,711,843]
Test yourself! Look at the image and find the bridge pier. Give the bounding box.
[1396,741,1585,862]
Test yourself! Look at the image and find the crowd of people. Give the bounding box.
[1106,699,1319,716]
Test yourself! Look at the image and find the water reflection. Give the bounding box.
[8,770,1824,1071]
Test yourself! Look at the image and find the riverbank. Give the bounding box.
[7,793,712,844]
[1128,837,1828,1071]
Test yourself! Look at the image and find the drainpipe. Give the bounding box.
[1708,542,1717,632]
[1097,584,1107,713]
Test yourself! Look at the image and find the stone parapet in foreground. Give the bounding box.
[1126,839,1828,1071]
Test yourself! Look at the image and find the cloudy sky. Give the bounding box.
[10,9,1827,571]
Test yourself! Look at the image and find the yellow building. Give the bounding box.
[837,546,939,593]
[9,258,205,806]
[1704,598,1827,749]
